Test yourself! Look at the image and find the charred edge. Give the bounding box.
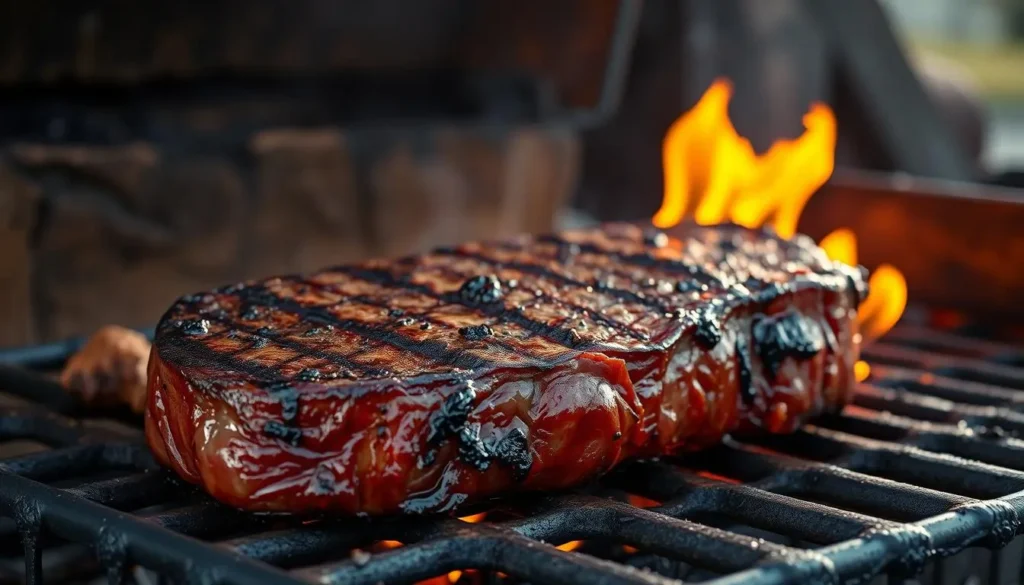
[339,266,589,353]
[268,381,300,423]
[174,319,210,336]
[263,420,302,446]
[436,248,654,342]
[694,305,724,349]
[422,384,477,468]
[186,299,384,379]
[427,385,476,446]
[493,428,533,481]
[736,333,755,405]
[459,324,493,341]
[752,310,827,381]
[458,424,492,471]
[232,283,495,371]
[156,326,284,385]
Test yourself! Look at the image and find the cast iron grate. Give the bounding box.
[0,317,1023,585]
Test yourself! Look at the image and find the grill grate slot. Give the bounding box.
[1,320,1024,585]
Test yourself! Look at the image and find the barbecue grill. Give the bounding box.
[0,173,1022,585]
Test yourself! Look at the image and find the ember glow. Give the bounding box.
[654,78,908,375]
[557,540,584,552]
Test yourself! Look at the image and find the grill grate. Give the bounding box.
[1,319,1023,585]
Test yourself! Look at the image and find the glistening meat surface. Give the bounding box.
[146,223,867,515]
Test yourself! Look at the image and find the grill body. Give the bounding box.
[0,316,1023,585]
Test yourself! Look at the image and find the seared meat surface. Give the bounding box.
[146,223,866,515]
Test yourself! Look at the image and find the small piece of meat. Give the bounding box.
[145,222,867,515]
[62,325,152,413]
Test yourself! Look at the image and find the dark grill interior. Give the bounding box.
[1,313,1023,585]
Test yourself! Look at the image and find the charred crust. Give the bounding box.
[736,334,755,405]
[268,381,300,423]
[493,428,533,481]
[420,322,432,331]
[263,420,302,446]
[255,326,276,336]
[176,319,210,336]
[251,336,269,349]
[459,324,493,341]
[753,310,826,380]
[693,306,723,349]
[457,424,492,471]
[458,275,504,305]
[303,325,334,337]
[388,308,405,317]
[241,305,263,320]
[427,385,476,446]
[295,368,322,382]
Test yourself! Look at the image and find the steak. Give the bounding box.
[145,222,867,515]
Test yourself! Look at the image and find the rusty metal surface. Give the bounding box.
[799,169,1024,319]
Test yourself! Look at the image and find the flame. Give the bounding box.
[557,540,584,552]
[654,78,908,349]
[818,228,908,345]
[854,360,871,383]
[382,515,486,585]
[626,494,661,508]
[654,79,836,238]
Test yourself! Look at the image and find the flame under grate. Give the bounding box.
[1,319,1024,585]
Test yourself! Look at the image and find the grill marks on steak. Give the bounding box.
[146,223,866,514]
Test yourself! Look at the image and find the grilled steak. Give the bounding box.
[146,222,866,515]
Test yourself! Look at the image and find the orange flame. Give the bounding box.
[655,78,907,351]
[654,79,836,238]
[557,540,584,552]
[819,228,907,342]
[444,514,489,583]
[382,514,489,585]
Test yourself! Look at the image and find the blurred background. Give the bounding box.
[0,0,1019,347]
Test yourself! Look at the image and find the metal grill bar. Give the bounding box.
[0,321,1023,585]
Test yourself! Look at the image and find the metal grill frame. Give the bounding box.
[1,322,1024,585]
